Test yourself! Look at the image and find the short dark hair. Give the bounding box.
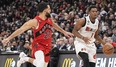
[37,2,49,12]
[88,5,97,12]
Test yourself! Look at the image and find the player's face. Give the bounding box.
[89,8,98,19]
[45,5,51,18]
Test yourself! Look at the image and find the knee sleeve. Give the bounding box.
[78,52,90,67]
[89,62,95,67]
[33,51,45,67]
[78,52,89,62]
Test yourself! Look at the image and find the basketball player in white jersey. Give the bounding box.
[72,5,106,67]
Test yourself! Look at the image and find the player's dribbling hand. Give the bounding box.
[64,31,74,38]
[83,37,90,44]
[2,38,10,46]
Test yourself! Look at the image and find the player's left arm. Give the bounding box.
[94,29,106,46]
[52,19,73,38]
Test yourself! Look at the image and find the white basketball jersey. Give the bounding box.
[75,16,99,43]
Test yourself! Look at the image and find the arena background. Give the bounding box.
[0,0,116,67]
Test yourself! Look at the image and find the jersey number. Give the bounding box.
[44,31,51,39]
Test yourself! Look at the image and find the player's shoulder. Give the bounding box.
[32,18,38,22]
[26,19,38,26]
[95,18,99,22]
[47,18,54,23]
[77,17,85,23]
[79,17,85,21]
[74,17,86,27]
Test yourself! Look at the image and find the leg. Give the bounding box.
[88,43,97,65]
[78,52,90,67]
[17,52,30,67]
[29,50,46,67]
[17,50,47,67]
[74,41,90,67]
[89,62,95,67]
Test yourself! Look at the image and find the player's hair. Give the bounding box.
[37,2,49,13]
[88,5,97,12]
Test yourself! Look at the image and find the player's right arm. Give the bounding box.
[72,18,90,43]
[2,19,38,45]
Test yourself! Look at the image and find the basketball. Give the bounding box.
[102,43,114,56]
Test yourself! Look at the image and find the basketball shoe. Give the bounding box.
[17,52,29,67]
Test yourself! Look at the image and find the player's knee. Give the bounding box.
[33,50,45,66]
[78,52,89,61]
[33,59,44,67]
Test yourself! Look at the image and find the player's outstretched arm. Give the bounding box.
[2,19,37,45]
[72,18,90,44]
[52,21,73,38]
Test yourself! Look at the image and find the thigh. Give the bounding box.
[35,50,45,60]
[74,41,88,54]
[34,50,45,67]
[33,47,50,63]
[87,43,97,63]
[74,41,88,59]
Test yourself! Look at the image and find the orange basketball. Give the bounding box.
[102,43,114,56]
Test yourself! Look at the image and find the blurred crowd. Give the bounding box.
[0,0,116,53]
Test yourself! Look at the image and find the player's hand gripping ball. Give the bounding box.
[102,43,114,56]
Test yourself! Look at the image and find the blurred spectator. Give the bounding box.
[23,41,32,56]
[48,47,59,67]
[67,37,75,51]
[63,37,68,46]
[10,41,18,51]
[112,27,116,42]
[56,38,67,50]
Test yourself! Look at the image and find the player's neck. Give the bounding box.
[38,13,47,20]
[89,16,95,23]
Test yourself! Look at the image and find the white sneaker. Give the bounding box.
[17,52,27,67]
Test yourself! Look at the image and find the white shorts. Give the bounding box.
[33,50,48,67]
[74,40,97,63]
